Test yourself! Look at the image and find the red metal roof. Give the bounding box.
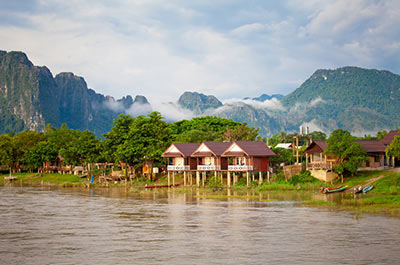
[161,143,200,157]
[355,140,386,153]
[381,131,400,145]
[223,141,276,157]
[191,142,232,157]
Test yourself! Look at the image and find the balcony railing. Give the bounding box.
[167,165,190,171]
[307,162,336,170]
[197,165,221,171]
[228,165,253,171]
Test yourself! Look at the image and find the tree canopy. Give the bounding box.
[386,135,400,159]
[324,129,368,182]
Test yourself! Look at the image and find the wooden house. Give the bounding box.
[191,142,231,171]
[221,141,276,186]
[162,143,200,171]
[355,140,386,169]
[381,131,400,167]
[43,155,72,174]
[303,140,338,182]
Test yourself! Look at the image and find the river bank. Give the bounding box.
[1,170,399,216]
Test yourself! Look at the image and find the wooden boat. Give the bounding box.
[320,185,346,194]
[144,184,180,189]
[362,185,374,193]
[353,185,363,194]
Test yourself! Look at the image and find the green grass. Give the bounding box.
[302,170,400,216]
[0,173,87,186]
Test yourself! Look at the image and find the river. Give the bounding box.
[1,186,399,264]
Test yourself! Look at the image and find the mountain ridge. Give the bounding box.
[1,50,400,137]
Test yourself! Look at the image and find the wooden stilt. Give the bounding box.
[184,171,187,186]
[252,172,255,182]
[172,171,175,186]
[259,171,262,185]
[168,171,170,186]
[202,171,205,187]
[246,171,250,187]
[196,171,200,187]
[233,172,236,184]
[227,171,231,187]
[267,171,270,182]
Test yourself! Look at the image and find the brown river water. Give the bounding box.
[1,186,400,265]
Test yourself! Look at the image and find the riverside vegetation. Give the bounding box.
[2,170,399,216]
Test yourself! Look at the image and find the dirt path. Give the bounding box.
[348,175,386,191]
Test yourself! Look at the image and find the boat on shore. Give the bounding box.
[362,185,374,193]
[353,185,363,194]
[320,185,346,194]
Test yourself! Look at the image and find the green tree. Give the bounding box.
[0,134,17,175]
[22,141,58,172]
[386,135,400,160]
[270,147,294,166]
[121,112,171,172]
[324,129,368,183]
[222,122,260,142]
[171,116,240,142]
[308,131,327,140]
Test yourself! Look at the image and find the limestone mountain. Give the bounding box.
[179,67,400,136]
[244,93,284,101]
[0,50,149,136]
[281,66,400,134]
[177,91,223,114]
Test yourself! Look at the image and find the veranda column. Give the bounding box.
[196,171,200,187]
[227,171,231,187]
[259,171,262,185]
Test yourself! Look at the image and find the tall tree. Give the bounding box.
[0,134,17,175]
[324,129,368,183]
[222,123,260,141]
[386,135,400,161]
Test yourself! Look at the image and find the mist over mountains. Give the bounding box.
[1,50,400,137]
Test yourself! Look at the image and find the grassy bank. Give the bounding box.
[303,170,400,216]
[0,173,88,187]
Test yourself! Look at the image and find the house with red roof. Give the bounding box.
[162,141,276,187]
[381,131,400,167]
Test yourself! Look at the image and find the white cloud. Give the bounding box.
[222,98,285,111]
[0,0,399,104]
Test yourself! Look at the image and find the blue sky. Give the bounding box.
[1,0,399,103]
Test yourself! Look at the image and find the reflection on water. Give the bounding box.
[0,186,399,265]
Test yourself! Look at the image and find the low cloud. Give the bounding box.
[221,97,285,111]
[151,101,195,122]
[125,102,153,117]
[309,97,325,107]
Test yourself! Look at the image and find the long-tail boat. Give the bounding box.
[320,185,346,194]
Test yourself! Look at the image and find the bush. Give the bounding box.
[289,171,317,185]
[207,176,224,191]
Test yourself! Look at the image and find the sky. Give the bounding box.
[1,0,399,103]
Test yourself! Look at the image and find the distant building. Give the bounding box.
[274,143,293,149]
